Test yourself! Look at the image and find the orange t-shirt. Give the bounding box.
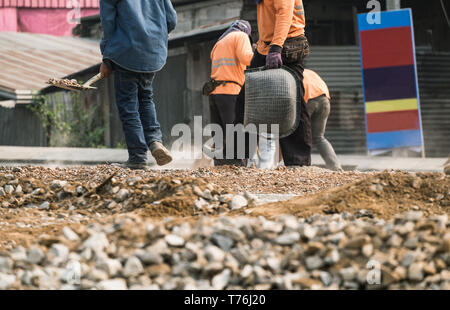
[210,31,253,95]
[256,0,306,55]
[303,69,331,103]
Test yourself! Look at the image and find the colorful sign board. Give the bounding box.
[357,9,424,152]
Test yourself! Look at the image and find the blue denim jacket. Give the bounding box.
[100,0,177,73]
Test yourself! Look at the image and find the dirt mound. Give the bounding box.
[245,171,449,220]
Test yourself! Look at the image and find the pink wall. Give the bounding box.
[0,1,99,8]
[0,8,18,31]
[0,8,99,36]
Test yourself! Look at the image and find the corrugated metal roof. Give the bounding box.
[0,0,99,8]
[169,18,235,46]
[0,32,101,96]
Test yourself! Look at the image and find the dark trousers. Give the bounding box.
[235,51,312,166]
[307,95,342,171]
[209,94,243,166]
[113,64,163,163]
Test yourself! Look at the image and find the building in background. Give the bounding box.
[165,0,450,157]
[0,0,99,36]
[0,32,102,146]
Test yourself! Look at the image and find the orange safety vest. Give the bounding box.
[256,0,306,56]
[303,69,331,103]
[210,31,253,95]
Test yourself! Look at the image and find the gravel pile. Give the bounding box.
[0,172,259,217]
[0,211,448,290]
[1,166,448,290]
[1,165,374,195]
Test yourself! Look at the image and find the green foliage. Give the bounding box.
[27,94,70,146]
[66,91,105,148]
[115,140,127,149]
[28,91,106,148]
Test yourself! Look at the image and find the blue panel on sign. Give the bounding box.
[362,65,417,102]
[366,129,422,150]
[358,9,412,31]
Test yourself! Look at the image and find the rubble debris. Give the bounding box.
[0,212,448,290]
[0,165,448,290]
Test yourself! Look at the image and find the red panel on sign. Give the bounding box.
[360,27,414,69]
[366,110,420,133]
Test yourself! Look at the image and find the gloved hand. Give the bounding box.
[265,45,283,69]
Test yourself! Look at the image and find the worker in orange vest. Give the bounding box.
[235,0,312,167]
[204,20,254,165]
[304,69,342,171]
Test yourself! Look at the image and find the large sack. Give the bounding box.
[244,66,301,139]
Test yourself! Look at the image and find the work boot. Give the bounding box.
[150,142,173,166]
[111,161,150,170]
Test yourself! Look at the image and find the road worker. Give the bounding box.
[100,0,176,169]
[235,0,312,167]
[303,69,342,171]
[253,69,343,171]
[203,20,254,166]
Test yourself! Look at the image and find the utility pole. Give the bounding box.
[386,0,401,10]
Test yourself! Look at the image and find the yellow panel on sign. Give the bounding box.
[365,98,418,114]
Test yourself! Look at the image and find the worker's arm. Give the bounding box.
[271,0,295,50]
[210,46,215,63]
[99,0,119,77]
[164,0,178,34]
[235,34,254,66]
[99,0,120,54]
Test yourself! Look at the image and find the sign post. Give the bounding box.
[358,9,425,157]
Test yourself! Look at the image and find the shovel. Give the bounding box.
[46,73,102,91]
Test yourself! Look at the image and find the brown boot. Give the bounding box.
[150,142,173,166]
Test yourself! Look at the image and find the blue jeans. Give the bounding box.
[114,65,163,163]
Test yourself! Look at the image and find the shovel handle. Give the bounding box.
[83,73,102,87]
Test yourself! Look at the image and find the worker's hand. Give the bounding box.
[265,45,283,69]
[100,61,113,78]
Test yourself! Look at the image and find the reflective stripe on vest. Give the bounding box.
[212,58,238,69]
